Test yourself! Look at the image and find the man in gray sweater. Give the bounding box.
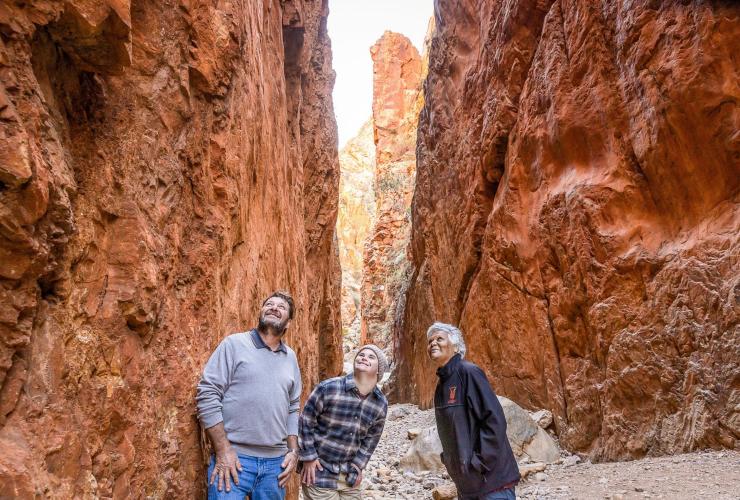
[196,291,302,499]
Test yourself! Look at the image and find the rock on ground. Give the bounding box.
[500,396,560,463]
[400,426,445,473]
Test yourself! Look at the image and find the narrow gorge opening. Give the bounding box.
[330,2,432,385]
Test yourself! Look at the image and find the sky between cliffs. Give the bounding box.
[328,0,433,148]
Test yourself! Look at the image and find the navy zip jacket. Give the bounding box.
[434,354,520,498]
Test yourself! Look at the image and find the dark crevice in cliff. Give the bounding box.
[454,0,560,325]
[31,30,101,128]
[493,267,539,301]
[542,291,569,427]
[454,243,483,324]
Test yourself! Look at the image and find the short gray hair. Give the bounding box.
[426,322,466,358]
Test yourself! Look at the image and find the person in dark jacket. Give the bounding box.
[427,322,520,500]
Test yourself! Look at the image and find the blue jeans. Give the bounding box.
[482,487,516,499]
[207,454,286,500]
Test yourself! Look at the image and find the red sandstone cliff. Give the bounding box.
[360,32,422,356]
[395,0,740,460]
[0,0,340,497]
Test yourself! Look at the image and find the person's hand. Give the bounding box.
[210,446,242,492]
[350,464,363,487]
[301,459,323,486]
[278,450,298,487]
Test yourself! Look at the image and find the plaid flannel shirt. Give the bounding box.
[299,374,388,489]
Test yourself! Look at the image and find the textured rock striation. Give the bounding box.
[394,0,740,461]
[337,119,375,353]
[0,0,340,497]
[360,32,422,355]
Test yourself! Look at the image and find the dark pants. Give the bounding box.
[482,487,516,499]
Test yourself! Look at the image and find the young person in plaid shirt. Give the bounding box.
[299,344,389,499]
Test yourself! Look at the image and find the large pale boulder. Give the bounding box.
[522,427,561,464]
[499,396,538,454]
[402,398,560,473]
[499,396,561,463]
[400,426,445,473]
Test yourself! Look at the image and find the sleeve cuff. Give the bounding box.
[351,454,369,470]
[287,412,299,436]
[299,448,319,461]
[199,411,224,430]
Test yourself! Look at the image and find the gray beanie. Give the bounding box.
[355,344,388,383]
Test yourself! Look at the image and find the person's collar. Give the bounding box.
[250,328,287,354]
[345,373,382,398]
[344,373,357,391]
[372,385,383,399]
[436,353,462,380]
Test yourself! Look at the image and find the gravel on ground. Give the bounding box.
[344,403,740,500]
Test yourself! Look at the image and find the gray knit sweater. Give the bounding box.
[196,330,302,458]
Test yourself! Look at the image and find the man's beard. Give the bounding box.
[258,316,287,335]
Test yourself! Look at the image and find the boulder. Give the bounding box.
[531,409,554,429]
[400,427,445,473]
[518,462,546,479]
[432,483,458,500]
[499,396,538,455]
[523,427,561,464]
[499,396,560,463]
[402,397,560,476]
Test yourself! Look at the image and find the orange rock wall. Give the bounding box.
[360,32,421,354]
[395,0,740,460]
[337,119,375,351]
[0,0,340,497]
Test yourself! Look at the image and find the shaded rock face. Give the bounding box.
[0,0,340,497]
[395,0,740,461]
[360,32,422,354]
[337,119,375,353]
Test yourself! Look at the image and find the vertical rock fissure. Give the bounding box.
[542,291,570,432]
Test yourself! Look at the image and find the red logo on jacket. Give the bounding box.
[448,386,457,403]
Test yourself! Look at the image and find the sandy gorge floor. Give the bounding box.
[518,450,740,500]
[342,404,740,500]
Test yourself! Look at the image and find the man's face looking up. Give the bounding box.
[355,348,379,379]
[259,296,291,334]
